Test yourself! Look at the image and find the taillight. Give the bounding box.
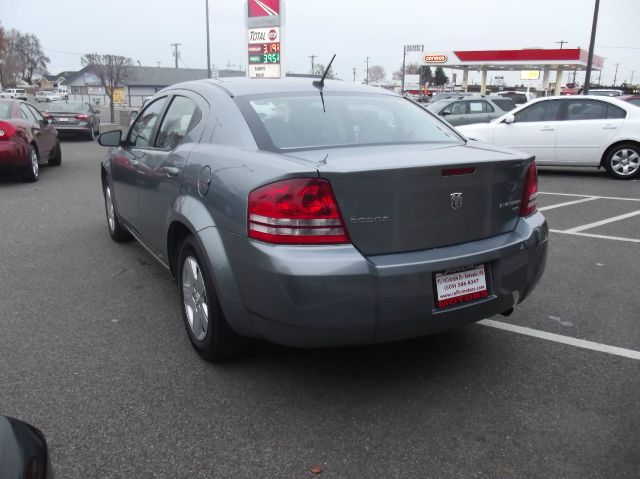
[520,162,538,217]
[75,114,89,120]
[248,178,349,245]
[0,121,16,141]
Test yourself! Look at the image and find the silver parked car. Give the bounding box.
[98,78,548,361]
[427,96,517,126]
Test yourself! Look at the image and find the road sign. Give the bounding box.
[405,45,423,52]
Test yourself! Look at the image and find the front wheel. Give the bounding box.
[178,237,244,362]
[103,181,133,242]
[603,143,640,179]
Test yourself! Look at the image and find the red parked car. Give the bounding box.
[620,95,640,107]
[0,99,61,182]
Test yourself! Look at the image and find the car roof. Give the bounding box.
[171,77,398,98]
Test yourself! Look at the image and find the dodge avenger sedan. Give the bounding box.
[458,95,640,179]
[98,78,548,361]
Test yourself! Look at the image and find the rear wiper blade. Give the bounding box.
[312,54,336,113]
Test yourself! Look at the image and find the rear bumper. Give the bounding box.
[0,142,28,168]
[54,123,91,134]
[213,213,548,348]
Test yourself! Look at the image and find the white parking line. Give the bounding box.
[550,230,640,243]
[479,319,640,361]
[539,197,599,211]
[563,209,640,233]
[539,192,640,202]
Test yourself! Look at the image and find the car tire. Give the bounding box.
[603,143,640,180]
[19,145,40,182]
[48,139,62,166]
[87,126,95,141]
[178,237,244,362]
[103,180,133,242]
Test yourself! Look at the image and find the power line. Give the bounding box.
[42,47,83,56]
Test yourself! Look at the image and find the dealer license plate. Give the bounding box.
[435,264,488,309]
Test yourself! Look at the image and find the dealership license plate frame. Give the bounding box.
[434,264,490,309]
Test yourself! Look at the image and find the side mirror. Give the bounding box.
[130,110,139,119]
[98,129,123,147]
[504,114,515,124]
[0,415,53,478]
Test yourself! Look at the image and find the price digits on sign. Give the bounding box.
[262,43,280,54]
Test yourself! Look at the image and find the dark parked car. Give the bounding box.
[426,96,517,126]
[0,99,61,182]
[44,101,100,140]
[620,95,640,107]
[0,415,54,478]
[99,78,548,361]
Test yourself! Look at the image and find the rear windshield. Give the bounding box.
[492,99,517,111]
[48,101,84,113]
[0,101,12,119]
[237,93,461,151]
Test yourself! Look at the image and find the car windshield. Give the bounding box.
[48,101,84,113]
[0,101,12,119]
[239,93,461,151]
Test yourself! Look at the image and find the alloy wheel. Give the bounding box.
[611,148,640,176]
[182,256,209,341]
[105,186,116,233]
[31,148,39,178]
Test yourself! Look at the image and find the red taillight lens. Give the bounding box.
[0,121,17,141]
[520,162,538,217]
[248,178,349,245]
[75,114,89,120]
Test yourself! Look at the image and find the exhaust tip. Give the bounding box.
[500,308,514,317]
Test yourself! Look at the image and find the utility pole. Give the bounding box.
[582,0,599,95]
[556,40,568,49]
[401,45,407,93]
[352,67,356,83]
[156,62,162,68]
[631,71,635,85]
[170,43,182,69]
[205,0,212,79]
[309,55,317,74]
[597,69,602,86]
[365,57,370,85]
[613,63,620,86]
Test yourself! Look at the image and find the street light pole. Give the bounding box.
[352,67,356,83]
[582,0,600,95]
[613,63,620,86]
[205,0,212,78]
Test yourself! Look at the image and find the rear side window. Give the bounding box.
[442,101,467,115]
[606,104,626,119]
[128,97,166,147]
[565,100,608,121]
[26,104,44,122]
[492,99,517,111]
[155,96,202,149]
[20,104,36,121]
[468,100,494,113]
[515,101,562,122]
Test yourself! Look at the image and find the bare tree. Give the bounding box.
[81,53,133,123]
[368,65,386,82]
[313,63,336,79]
[0,29,26,87]
[19,34,49,84]
[392,62,419,80]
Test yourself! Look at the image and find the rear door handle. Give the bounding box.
[163,166,180,177]
[540,127,555,131]
[602,125,618,130]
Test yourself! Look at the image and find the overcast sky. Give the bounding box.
[4,0,640,87]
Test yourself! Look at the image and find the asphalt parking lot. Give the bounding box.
[0,140,638,478]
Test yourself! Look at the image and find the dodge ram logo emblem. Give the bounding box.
[450,192,463,210]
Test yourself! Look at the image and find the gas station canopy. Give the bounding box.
[420,48,604,95]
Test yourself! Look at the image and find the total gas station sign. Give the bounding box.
[247,1,283,78]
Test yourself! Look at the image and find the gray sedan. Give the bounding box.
[98,78,547,361]
[45,100,100,140]
[427,96,517,126]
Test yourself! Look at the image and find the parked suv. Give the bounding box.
[0,88,28,101]
[426,96,517,126]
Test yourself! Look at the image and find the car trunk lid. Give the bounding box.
[285,144,532,256]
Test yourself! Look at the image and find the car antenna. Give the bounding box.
[312,54,336,113]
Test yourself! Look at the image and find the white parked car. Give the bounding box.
[35,91,62,103]
[0,88,28,100]
[457,96,640,179]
